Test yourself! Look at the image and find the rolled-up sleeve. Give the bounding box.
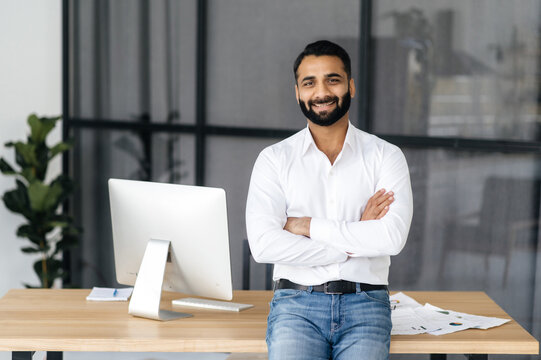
[246,148,348,266]
[310,147,413,257]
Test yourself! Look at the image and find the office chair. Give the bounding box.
[439,177,540,287]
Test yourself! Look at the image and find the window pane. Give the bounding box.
[207,0,360,129]
[205,136,280,289]
[372,0,541,141]
[72,1,197,124]
[70,128,195,287]
[396,147,541,344]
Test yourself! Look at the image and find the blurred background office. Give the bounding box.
[1,1,540,359]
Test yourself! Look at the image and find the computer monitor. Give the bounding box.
[108,179,233,321]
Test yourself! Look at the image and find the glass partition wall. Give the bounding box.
[370,3,541,358]
[64,1,541,358]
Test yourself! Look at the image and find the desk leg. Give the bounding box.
[12,352,34,360]
[11,352,62,360]
[430,355,488,360]
[46,352,63,360]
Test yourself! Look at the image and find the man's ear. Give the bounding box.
[349,78,356,99]
[295,84,300,104]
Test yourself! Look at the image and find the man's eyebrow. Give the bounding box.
[300,75,316,83]
[300,73,344,83]
[325,73,343,78]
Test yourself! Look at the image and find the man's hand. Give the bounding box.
[361,189,394,221]
[284,217,311,237]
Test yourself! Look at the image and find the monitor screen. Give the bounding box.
[109,179,233,320]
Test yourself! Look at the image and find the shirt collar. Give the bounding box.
[301,120,356,157]
[301,125,315,156]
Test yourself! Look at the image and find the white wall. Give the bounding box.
[0,0,61,296]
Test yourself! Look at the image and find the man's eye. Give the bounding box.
[303,81,313,87]
[328,78,339,84]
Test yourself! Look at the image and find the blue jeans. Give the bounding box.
[266,286,392,360]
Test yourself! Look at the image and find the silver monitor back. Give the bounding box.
[109,179,233,302]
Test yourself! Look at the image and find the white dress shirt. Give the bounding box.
[246,122,413,286]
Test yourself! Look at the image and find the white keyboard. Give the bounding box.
[172,297,254,312]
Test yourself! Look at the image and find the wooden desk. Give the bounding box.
[0,290,537,359]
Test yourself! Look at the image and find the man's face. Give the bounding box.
[295,55,355,127]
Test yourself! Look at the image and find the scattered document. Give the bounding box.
[86,287,133,301]
[390,292,430,335]
[390,291,422,310]
[390,292,510,336]
[414,303,478,335]
[422,303,510,334]
[391,307,430,335]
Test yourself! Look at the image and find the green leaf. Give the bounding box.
[49,175,75,206]
[28,114,60,144]
[51,174,75,191]
[28,180,63,212]
[12,141,38,168]
[44,213,76,232]
[21,247,41,254]
[33,258,63,288]
[34,143,49,181]
[17,224,45,242]
[33,259,49,288]
[53,225,80,255]
[0,158,16,175]
[2,180,31,219]
[49,140,72,160]
[16,224,33,237]
[20,167,37,183]
[47,221,69,228]
[48,258,63,273]
[27,181,48,212]
[15,225,45,244]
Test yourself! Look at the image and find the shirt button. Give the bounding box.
[329,171,334,176]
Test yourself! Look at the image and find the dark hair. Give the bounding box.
[293,40,351,81]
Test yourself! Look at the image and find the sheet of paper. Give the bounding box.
[390,292,422,310]
[389,293,510,336]
[415,304,478,335]
[423,303,510,331]
[391,307,430,335]
[86,287,133,301]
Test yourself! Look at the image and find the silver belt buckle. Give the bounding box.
[323,282,342,295]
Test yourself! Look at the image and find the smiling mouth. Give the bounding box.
[312,100,336,110]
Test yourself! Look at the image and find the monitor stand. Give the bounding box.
[128,238,192,321]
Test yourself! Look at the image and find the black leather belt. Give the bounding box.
[274,279,387,294]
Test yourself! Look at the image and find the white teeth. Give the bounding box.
[314,101,334,107]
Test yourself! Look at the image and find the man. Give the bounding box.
[246,40,413,360]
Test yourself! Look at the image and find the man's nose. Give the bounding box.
[314,82,331,98]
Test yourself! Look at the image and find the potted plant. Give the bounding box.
[0,114,80,288]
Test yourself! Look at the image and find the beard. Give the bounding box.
[298,90,351,127]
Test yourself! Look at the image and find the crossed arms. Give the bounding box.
[284,188,395,237]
